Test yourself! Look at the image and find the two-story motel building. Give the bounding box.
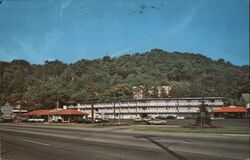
[68,97,224,119]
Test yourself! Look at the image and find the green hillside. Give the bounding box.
[0,49,249,107]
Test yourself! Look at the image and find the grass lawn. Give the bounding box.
[23,123,250,134]
[132,125,250,134]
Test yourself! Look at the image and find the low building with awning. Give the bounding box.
[213,106,247,119]
[23,109,88,123]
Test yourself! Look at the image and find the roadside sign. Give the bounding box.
[1,106,12,115]
[0,104,13,119]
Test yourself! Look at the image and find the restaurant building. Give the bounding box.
[23,108,88,123]
[213,106,248,119]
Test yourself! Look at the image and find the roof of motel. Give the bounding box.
[213,106,247,113]
[23,109,88,116]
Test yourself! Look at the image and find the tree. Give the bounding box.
[195,99,212,128]
[0,49,249,107]
[111,83,131,99]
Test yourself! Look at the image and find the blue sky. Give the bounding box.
[0,0,249,65]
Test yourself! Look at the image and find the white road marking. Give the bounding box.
[22,139,52,147]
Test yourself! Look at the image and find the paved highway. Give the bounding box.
[0,124,249,160]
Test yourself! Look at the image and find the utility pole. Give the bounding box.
[88,69,95,125]
[118,100,121,124]
[176,97,179,118]
[201,98,205,128]
[113,100,116,120]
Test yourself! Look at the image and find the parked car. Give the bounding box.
[155,116,177,120]
[176,116,185,119]
[80,118,109,124]
[143,116,154,122]
[133,117,143,122]
[166,115,177,119]
[94,118,109,123]
[147,119,166,125]
[28,118,45,123]
[155,116,167,120]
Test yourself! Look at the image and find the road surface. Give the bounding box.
[0,124,249,160]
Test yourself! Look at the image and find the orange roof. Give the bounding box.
[213,106,247,113]
[23,109,88,116]
[23,110,51,116]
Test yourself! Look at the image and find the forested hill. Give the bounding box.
[0,49,249,107]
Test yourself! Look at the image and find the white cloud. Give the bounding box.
[111,7,197,57]
[111,35,160,57]
[168,7,196,34]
